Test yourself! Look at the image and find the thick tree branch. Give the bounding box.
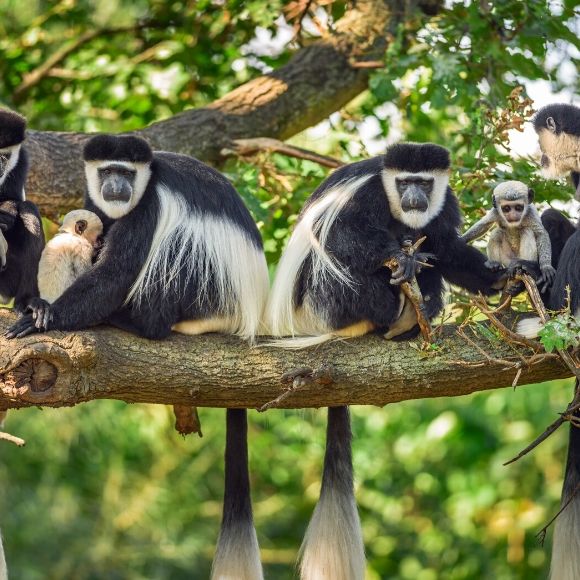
[0,310,571,412]
[21,0,443,217]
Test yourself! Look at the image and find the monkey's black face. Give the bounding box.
[396,177,433,213]
[98,165,136,203]
[499,201,525,226]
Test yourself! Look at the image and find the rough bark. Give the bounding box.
[0,311,571,412]
[20,0,443,217]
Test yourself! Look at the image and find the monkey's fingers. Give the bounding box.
[5,315,40,339]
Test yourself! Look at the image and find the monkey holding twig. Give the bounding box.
[462,181,556,292]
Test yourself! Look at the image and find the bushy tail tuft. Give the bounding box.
[211,409,263,580]
[299,406,365,580]
[516,316,544,339]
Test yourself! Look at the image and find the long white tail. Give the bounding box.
[0,529,7,580]
[211,409,263,580]
[299,406,365,580]
[550,380,580,580]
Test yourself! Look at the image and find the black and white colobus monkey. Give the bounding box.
[515,103,580,580]
[266,143,504,579]
[6,134,269,580]
[461,180,556,292]
[0,109,44,312]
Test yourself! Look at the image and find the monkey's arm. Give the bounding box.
[461,210,498,244]
[0,200,18,232]
[438,234,504,295]
[6,209,149,336]
[530,214,557,291]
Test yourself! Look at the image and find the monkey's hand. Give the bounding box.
[5,301,53,339]
[27,298,53,330]
[5,314,41,339]
[484,260,505,272]
[389,251,436,285]
[538,265,556,293]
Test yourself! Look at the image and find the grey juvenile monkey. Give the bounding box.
[462,180,556,291]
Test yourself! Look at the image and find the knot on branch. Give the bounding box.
[1,358,58,400]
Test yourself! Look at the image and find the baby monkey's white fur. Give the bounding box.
[38,210,103,303]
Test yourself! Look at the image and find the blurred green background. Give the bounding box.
[1,0,579,578]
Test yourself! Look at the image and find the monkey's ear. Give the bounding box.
[492,194,497,209]
[75,220,88,235]
[528,188,535,203]
[546,117,557,133]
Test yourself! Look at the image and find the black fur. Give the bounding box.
[541,208,577,268]
[295,154,501,333]
[0,136,44,312]
[8,146,262,338]
[383,142,450,172]
[323,406,354,496]
[534,103,580,136]
[220,409,254,531]
[0,109,26,148]
[83,134,153,163]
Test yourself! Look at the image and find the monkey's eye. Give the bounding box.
[514,205,524,212]
[103,168,112,176]
[398,180,408,187]
[501,205,511,213]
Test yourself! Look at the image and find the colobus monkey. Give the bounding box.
[7,134,269,580]
[0,109,44,312]
[27,209,103,329]
[266,143,504,580]
[461,181,555,292]
[514,103,580,580]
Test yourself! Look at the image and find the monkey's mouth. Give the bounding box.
[102,192,132,203]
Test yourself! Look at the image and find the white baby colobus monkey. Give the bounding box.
[461,180,556,292]
[28,210,103,329]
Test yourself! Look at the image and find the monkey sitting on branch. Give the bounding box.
[28,209,103,329]
[461,180,556,293]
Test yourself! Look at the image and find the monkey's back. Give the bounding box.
[38,233,95,303]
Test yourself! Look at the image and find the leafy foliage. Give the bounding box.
[539,312,580,352]
[0,1,578,579]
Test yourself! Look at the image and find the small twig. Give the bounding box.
[0,431,26,447]
[350,60,385,69]
[536,482,580,546]
[472,294,543,351]
[517,273,580,380]
[384,236,433,344]
[504,400,580,466]
[503,417,566,466]
[259,365,334,412]
[221,138,344,169]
